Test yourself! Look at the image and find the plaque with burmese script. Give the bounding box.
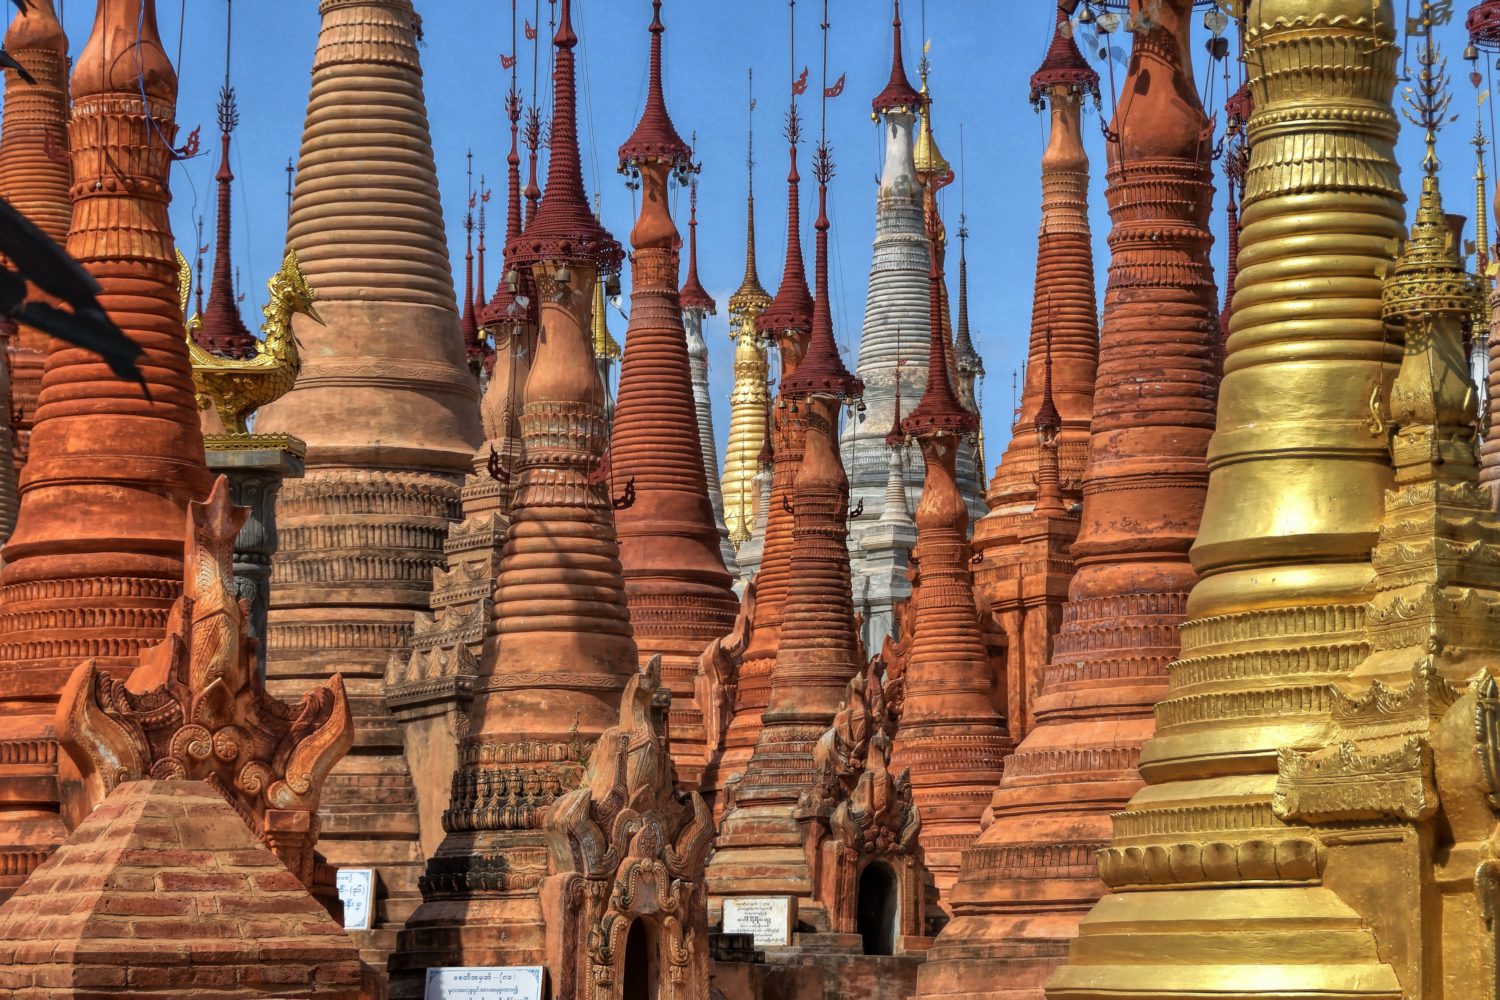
[334,867,374,931]
[722,896,795,948]
[424,966,546,1000]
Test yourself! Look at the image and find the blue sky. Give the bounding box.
[38,1,1486,468]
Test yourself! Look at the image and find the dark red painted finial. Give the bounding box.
[781,142,860,402]
[619,0,694,172]
[872,0,922,115]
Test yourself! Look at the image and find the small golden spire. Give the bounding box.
[912,44,950,180]
[590,195,621,361]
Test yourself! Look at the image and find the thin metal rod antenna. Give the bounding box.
[820,0,829,143]
[223,0,233,93]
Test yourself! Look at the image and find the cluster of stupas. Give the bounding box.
[5,0,1500,998]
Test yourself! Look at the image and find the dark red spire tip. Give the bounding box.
[781,143,861,402]
[872,0,923,115]
[904,221,977,438]
[506,0,622,274]
[758,105,814,339]
[1030,4,1100,103]
[619,0,694,172]
[1033,330,1061,433]
[680,182,717,313]
[885,373,906,447]
[196,88,257,361]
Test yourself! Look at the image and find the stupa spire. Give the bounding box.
[757,105,813,351]
[887,152,1007,895]
[0,0,71,474]
[1033,331,1064,516]
[723,73,774,551]
[0,0,212,907]
[871,0,921,115]
[708,3,868,931]
[461,150,480,353]
[197,13,256,362]
[706,0,815,798]
[681,180,716,312]
[611,0,739,791]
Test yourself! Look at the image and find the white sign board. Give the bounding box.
[723,896,795,948]
[425,966,546,1000]
[334,868,374,932]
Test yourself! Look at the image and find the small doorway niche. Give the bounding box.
[856,862,900,957]
[622,919,658,1000]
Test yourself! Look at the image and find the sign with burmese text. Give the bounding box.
[424,966,545,1000]
[723,896,794,948]
[334,868,373,931]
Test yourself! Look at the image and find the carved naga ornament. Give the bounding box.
[54,476,354,887]
[542,655,714,1000]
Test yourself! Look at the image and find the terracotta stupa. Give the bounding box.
[888,221,1010,899]
[707,126,867,934]
[917,2,1219,996]
[0,0,69,476]
[1472,1,1500,497]
[611,0,740,792]
[253,0,484,956]
[969,5,1100,741]
[704,77,815,802]
[388,1,632,989]
[0,0,212,904]
[388,37,534,863]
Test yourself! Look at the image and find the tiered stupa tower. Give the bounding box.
[722,106,772,555]
[389,1,630,986]
[610,0,739,792]
[970,7,1099,741]
[194,83,257,360]
[0,0,70,473]
[1048,1,1410,997]
[254,0,483,958]
[0,0,211,902]
[707,113,866,932]
[1474,0,1500,496]
[704,45,816,798]
[682,179,740,574]
[921,2,1219,996]
[842,4,985,653]
[387,41,534,861]
[889,213,1010,899]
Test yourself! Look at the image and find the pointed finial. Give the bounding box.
[872,0,921,115]
[619,0,694,173]
[682,159,717,315]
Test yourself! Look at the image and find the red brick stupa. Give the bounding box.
[611,0,739,792]
[916,2,1219,996]
[970,5,1100,741]
[0,0,70,474]
[705,78,816,804]
[389,1,631,989]
[0,0,211,904]
[889,218,1010,899]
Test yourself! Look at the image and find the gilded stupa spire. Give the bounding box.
[729,75,771,320]
[723,75,774,550]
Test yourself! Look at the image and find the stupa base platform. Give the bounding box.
[713,934,931,1000]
